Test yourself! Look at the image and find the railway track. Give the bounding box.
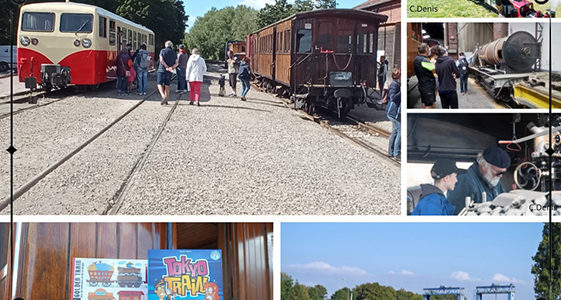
[302,109,400,167]
[251,82,399,166]
[0,76,179,212]
[104,92,181,215]
[0,88,79,120]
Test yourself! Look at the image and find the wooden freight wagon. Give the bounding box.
[246,9,388,117]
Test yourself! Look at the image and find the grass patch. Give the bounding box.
[407,0,497,17]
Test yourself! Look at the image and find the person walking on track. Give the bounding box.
[226,50,238,96]
[157,40,178,105]
[186,48,207,106]
[237,57,252,101]
[176,45,189,93]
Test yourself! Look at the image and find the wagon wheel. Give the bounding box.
[89,281,98,287]
[303,100,315,115]
[102,281,111,287]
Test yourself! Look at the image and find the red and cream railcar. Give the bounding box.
[17,1,155,91]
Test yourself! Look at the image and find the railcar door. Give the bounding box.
[292,18,314,90]
[355,21,379,89]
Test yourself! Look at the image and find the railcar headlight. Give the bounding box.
[31,38,38,45]
[73,39,81,47]
[20,36,30,46]
[82,38,92,48]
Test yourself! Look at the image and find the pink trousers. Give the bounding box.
[189,81,202,101]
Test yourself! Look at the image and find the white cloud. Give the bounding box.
[388,270,396,275]
[238,0,275,9]
[287,261,368,276]
[491,273,525,284]
[451,271,476,281]
[401,270,415,276]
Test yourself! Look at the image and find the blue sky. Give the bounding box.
[183,0,367,31]
[282,223,544,299]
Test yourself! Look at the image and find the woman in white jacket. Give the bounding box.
[186,48,207,106]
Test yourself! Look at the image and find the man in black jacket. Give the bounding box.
[434,46,460,109]
[413,43,437,108]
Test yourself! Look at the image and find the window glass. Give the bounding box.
[286,30,290,51]
[296,29,312,53]
[369,33,374,53]
[60,13,93,33]
[336,32,352,53]
[134,31,137,49]
[99,16,107,38]
[109,20,115,45]
[21,12,54,32]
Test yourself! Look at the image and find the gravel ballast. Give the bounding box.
[2,67,400,215]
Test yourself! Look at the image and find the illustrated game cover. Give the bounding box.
[70,258,148,300]
[148,249,223,300]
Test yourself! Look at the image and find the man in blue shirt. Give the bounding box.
[157,40,179,105]
[412,159,459,215]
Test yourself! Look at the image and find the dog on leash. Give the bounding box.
[218,74,226,97]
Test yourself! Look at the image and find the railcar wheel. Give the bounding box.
[304,101,315,115]
[89,281,98,287]
[0,62,8,73]
[102,281,111,287]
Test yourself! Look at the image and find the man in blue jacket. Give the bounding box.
[411,159,459,215]
[447,146,510,214]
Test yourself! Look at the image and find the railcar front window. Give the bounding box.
[60,13,93,33]
[21,12,55,32]
[337,33,352,53]
[296,29,311,53]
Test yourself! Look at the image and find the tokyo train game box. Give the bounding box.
[70,258,148,300]
[148,249,223,300]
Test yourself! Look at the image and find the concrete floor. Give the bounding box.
[410,77,506,109]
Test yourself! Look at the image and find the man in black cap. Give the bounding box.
[411,159,459,215]
[448,146,511,214]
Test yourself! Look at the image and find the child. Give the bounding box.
[127,59,136,94]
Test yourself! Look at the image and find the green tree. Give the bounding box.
[256,0,293,28]
[185,5,258,60]
[331,287,352,300]
[315,0,337,9]
[353,282,396,299]
[282,272,295,300]
[293,282,311,300]
[531,223,561,299]
[308,284,328,300]
[395,289,424,300]
[117,0,187,51]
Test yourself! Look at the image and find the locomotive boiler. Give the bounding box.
[472,30,541,103]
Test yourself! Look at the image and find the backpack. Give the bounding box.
[238,63,250,80]
[139,52,151,69]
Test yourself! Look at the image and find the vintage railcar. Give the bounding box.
[87,262,114,287]
[246,9,388,117]
[17,1,155,91]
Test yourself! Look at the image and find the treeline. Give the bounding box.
[1,0,187,51]
[184,0,336,60]
[282,273,462,300]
